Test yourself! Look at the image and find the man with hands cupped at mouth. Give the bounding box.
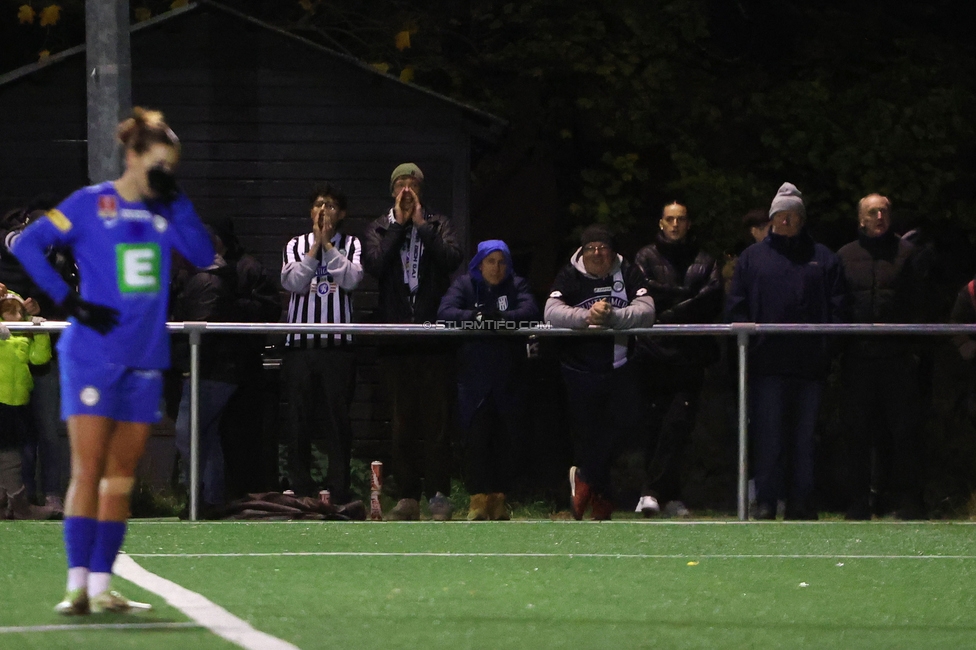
[363,163,462,521]
[280,183,363,503]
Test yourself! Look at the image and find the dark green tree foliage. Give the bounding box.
[3,0,974,253]
[274,0,976,254]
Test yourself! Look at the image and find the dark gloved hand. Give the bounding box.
[62,292,120,335]
[147,166,179,203]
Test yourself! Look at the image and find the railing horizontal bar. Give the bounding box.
[8,321,976,336]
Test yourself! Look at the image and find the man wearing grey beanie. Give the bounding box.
[727,182,848,520]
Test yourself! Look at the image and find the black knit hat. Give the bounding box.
[580,224,615,250]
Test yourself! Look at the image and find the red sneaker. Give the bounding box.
[591,494,614,521]
[569,466,591,521]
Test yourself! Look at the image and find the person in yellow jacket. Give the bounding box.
[0,291,51,509]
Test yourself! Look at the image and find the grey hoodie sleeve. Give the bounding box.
[608,294,656,329]
[544,296,591,329]
[281,236,315,294]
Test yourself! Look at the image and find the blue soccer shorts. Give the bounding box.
[60,355,164,423]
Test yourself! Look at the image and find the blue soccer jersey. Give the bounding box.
[12,181,214,369]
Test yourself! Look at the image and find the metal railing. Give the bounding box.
[11,320,976,521]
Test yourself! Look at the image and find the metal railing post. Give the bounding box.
[188,326,202,522]
[736,328,750,521]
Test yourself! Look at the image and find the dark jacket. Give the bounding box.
[362,209,462,326]
[727,228,848,378]
[635,232,722,366]
[837,230,922,358]
[438,272,538,427]
[171,259,241,383]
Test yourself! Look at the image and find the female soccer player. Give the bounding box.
[13,108,214,615]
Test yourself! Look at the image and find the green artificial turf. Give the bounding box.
[3,521,976,649]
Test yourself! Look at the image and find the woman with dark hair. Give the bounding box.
[13,107,214,614]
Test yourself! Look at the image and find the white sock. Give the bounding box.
[67,567,88,592]
[87,572,112,597]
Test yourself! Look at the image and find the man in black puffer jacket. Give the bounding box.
[633,202,722,518]
[836,194,927,520]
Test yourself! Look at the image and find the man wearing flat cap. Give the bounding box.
[545,224,656,521]
[363,163,462,521]
[727,182,848,521]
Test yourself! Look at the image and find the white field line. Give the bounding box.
[113,554,299,650]
[124,520,976,525]
[0,622,199,634]
[126,551,976,560]
[20,520,976,525]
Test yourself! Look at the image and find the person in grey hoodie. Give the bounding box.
[545,225,655,520]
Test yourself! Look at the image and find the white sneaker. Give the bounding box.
[635,496,660,517]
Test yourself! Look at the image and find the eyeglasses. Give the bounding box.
[583,244,611,253]
[313,199,340,211]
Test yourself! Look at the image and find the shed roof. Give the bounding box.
[0,0,506,143]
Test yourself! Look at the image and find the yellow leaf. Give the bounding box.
[17,5,35,24]
[370,62,390,74]
[170,0,189,8]
[38,50,51,61]
[395,30,411,51]
[134,7,152,22]
[39,4,60,27]
[399,66,414,83]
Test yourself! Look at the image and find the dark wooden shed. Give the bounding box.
[0,0,506,492]
[0,0,504,276]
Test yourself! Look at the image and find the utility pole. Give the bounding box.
[86,0,131,183]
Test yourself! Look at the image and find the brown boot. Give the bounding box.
[385,498,420,521]
[486,493,510,520]
[467,493,489,521]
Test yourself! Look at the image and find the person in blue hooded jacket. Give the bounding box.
[438,240,538,520]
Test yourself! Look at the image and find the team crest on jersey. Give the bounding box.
[497,295,508,311]
[635,287,648,297]
[97,195,117,218]
[612,280,624,293]
[80,386,100,406]
[315,271,336,296]
[152,215,168,233]
[317,281,337,296]
[549,290,563,299]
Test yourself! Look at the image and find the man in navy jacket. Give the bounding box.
[727,183,848,520]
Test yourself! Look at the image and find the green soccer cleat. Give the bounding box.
[89,590,153,614]
[54,587,90,616]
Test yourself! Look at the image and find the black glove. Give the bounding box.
[62,292,120,335]
[147,166,179,203]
